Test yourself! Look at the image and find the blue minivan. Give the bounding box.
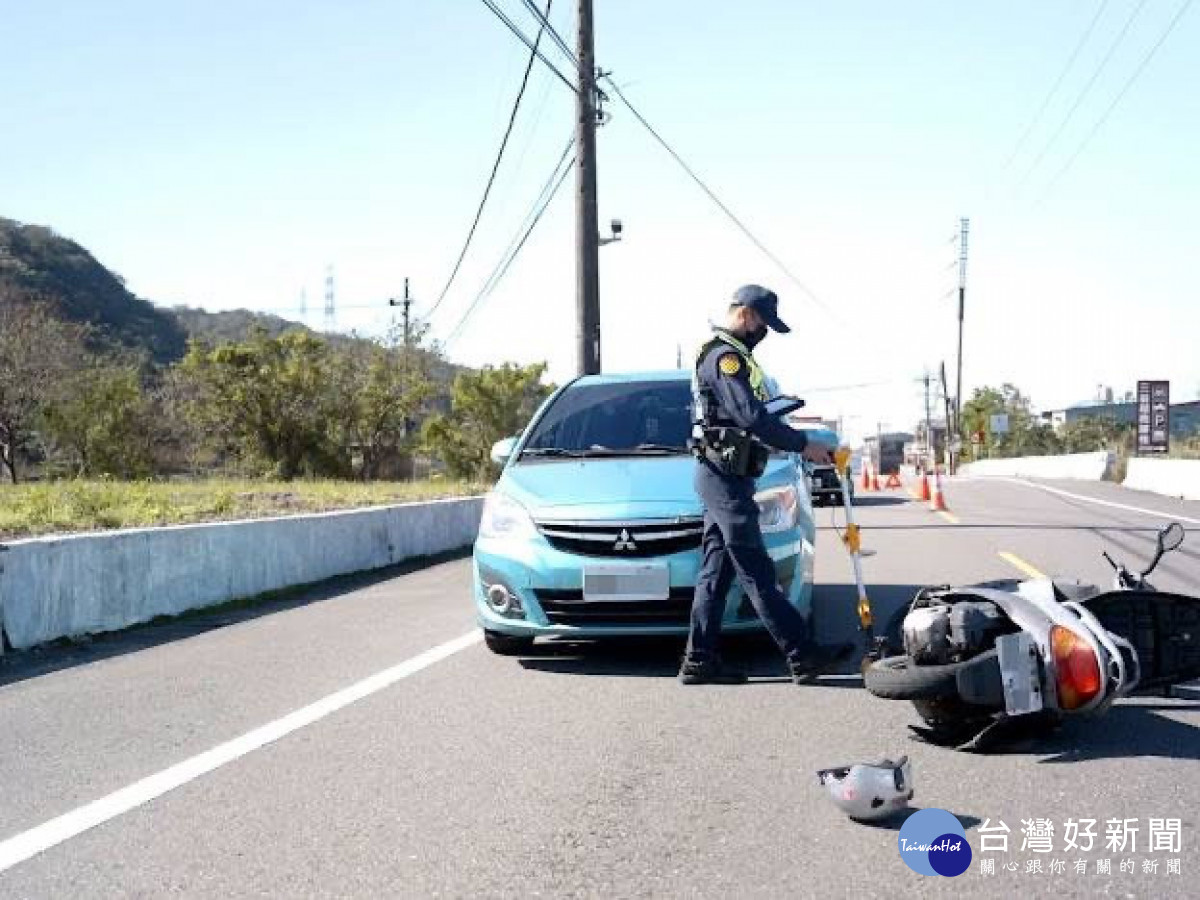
[473,371,818,654]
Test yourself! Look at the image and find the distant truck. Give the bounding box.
[864,432,911,476]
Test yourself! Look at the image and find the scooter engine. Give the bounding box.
[903,598,1010,664]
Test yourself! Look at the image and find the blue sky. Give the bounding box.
[2,1,1197,438]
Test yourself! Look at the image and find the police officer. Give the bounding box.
[680,284,852,685]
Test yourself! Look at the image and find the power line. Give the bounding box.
[602,77,845,327]
[476,0,578,95]
[520,0,579,70]
[1039,0,1194,199]
[430,0,555,320]
[445,157,572,346]
[445,138,576,346]
[1000,0,1112,173]
[1016,0,1149,189]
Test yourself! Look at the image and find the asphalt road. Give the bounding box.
[1,476,1198,898]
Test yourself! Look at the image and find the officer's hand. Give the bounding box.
[802,442,832,465]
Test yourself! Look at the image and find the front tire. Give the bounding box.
[484,630,535,656]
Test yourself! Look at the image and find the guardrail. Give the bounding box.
[1124,459,1200,501]
[0,498,483,652]
[958,451,1113,481]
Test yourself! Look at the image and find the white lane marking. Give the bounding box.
[0,630,482,873]
[961,477,1200,526]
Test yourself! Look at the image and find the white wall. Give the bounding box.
[959,452,1112,481]
[1124,459,1200,501]
[0,498,483,651]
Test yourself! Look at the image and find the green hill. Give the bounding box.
[0,217,464,390]
[0,217,188,363]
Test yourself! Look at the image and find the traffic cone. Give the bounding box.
[918,472,931,502]
[884,471,902,489]
[870,464,881,492]
[861,462,871,491]
[929,470,948,512]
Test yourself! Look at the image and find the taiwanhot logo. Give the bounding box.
[897,808,972,877]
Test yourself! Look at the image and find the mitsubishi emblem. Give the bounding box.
[614,529,638,552]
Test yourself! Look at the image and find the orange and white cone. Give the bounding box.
[870,464,881,492]
[861,462,871,491]
[929,470,948,512]
[918,472,931,502]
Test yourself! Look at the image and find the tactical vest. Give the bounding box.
[692,330,769,429]
[690,330,771,477]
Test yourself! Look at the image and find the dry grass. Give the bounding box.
[0,478,485,540]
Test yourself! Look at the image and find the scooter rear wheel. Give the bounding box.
[864,655,961,699]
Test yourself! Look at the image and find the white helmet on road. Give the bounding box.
[817,756,914,821]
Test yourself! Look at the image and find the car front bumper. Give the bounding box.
[473,529,815,639]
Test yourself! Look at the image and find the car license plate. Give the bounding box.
[996,632,1044,716]
[582,564,670,602]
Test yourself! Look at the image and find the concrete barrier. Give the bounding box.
[0,497,483,651]
[1124,458,1200,501]
[959,451,1113,481]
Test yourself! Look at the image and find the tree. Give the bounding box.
[177,328,349,479]
[1059,416,1127,453]
[329,319,440,480]
[961,383,1058,459]
[0,296,90,482]
[423,362,553,481]
[40,364,157,478]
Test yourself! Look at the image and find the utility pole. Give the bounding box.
[575,0,601,376]
[388,278,414,347]
[940,361,953,471]
[402,277,412,348]
[676,343,682,370]
[923,369,934,472]
[389,279,417,443]
[954,217,969,471]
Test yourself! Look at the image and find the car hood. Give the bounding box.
[498,456,796,520]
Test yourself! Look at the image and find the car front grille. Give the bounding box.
[535,517,704,558]
[535,587,697,626]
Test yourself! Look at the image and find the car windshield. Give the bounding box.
[521,380,693,458]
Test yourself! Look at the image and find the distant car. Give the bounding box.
[473,371,818,654]
[795,426,852,507]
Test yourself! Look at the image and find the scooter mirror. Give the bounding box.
[1160,522,1185,553]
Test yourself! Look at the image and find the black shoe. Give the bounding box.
[678,657,748,685]
[789,643,855,684]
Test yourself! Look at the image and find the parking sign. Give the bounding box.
[1136,380,1169,454]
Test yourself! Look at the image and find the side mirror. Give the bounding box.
[1160,522,1185,553]
[490,436,519,467]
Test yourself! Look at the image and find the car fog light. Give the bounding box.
[487,584,517,614]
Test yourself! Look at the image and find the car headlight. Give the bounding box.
[755,484,800,533]
[478,492,537,541]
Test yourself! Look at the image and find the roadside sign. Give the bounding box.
[1136,380,1169,455]
[990,414,1009,435]
[970,431,983,446]
[950,436,964,453]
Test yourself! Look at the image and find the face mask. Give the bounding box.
[743,322,769,349]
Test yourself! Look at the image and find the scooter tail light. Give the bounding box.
[1050,625,1103,710]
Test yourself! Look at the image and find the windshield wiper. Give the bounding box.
[573,444,689,457]
[631,443,690,455]
[520,447,587,458]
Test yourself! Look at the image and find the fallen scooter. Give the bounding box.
[863,523,1200,749]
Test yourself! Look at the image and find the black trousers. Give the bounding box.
[686,462,814,662]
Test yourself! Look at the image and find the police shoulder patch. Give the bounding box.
[718,353,742,376]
